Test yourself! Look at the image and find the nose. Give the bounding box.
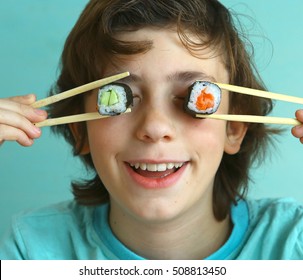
[135,106,177,143]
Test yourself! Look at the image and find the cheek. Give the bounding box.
[84,91,130,151]
[188,119,227,157]
[217,91,229,114]
[86,119,125,166]
[186,91,229,155]
[87,121,110,150]
[86,111,136,163]
[85,119,127,192]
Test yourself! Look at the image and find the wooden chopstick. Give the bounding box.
[34,76,302,127]
[196,114,301,126]
[32,72,130,108]
[214,83,303,105]
[196,83,302,125]
[33,72,130,127]
[35,108,131,127]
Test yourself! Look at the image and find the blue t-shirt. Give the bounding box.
[0,198,302,259]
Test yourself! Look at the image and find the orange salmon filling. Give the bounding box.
[195,88,215,111]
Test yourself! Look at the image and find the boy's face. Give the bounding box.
[82,28,245,224]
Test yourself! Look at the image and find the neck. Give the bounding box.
[109,200,231,260]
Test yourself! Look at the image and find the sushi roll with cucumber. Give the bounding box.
[97,83,133,116]
[184,81,221,116]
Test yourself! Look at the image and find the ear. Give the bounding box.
[69,122,90,155]
[224,121,247,155]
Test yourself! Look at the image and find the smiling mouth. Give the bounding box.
[128,162,185,178]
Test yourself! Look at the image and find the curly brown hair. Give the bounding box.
[48,0,279,221]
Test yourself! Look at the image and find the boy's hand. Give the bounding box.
[0,94,47,147]
[291,109,303,144]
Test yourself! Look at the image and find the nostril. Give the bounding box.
[139,132,172,143]
[135,115,176,143]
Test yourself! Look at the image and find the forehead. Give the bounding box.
[114,27,219,56]
[107,28,229,84]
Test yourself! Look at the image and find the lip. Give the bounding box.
[124,161,188,189]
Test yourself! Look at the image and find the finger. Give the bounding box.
[7,94,37,105]
[295,109,303,122]
[0,124,35,147]
[291,124,303,138]
[0,98,47,123]
[0,108,42,140]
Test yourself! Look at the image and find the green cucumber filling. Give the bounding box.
[109,90,119,105]
[100,89,119,106]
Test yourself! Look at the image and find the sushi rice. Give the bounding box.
[185,81,221,115]
[97,83,133,116]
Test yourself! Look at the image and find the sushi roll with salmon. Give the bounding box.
[184,81,221,116]
[97,83,133,116]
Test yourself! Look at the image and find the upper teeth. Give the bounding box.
[129,162,184,172]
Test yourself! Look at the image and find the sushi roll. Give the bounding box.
[97,83,133,116]
[184,81,221,116]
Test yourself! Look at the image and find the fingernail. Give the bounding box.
[26,138,34,146]
[24,93,34,99]
[32,126,41,135]
[34,109,47,116]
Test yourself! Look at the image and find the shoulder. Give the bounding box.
[242,197,303,259]
[0,200,101,259]
[12,200,95,230]
[247,197,303,222]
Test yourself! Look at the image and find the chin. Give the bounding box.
[127,198,188,224]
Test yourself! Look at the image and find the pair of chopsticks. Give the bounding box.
[196,83,303,126]
[34,72,130,127]
[33,72,303,127]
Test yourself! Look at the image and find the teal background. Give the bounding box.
[0,0,303,240]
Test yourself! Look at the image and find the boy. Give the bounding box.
[0,0,303,259]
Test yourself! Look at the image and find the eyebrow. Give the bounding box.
[118,71,216,84]
[166,71,216,83]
